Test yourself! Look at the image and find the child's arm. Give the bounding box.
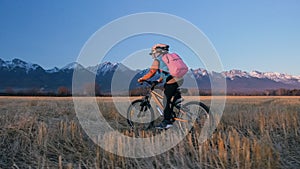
[138,59,159,82]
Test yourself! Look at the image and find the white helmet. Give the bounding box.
[149,43,169,55]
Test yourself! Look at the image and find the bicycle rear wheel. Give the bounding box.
[178,101,210,129]
[127,99,154,130]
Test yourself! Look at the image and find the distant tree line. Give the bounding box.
[0,83,104,97]
[264,88,300,96]
[1,86,300,96]
[227,88,300,96]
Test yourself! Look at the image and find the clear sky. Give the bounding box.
[0,0,299,75]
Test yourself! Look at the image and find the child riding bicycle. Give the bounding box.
[138,44,186,129]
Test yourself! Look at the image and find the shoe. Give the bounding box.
[155,120,173,129]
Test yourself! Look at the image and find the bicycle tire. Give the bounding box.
[127,99,154,130]
[178,101,210,129]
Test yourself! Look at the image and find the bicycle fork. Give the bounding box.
[137,101,149,118]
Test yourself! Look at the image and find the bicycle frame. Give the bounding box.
[150,90,164,112]
[143,82,188,122]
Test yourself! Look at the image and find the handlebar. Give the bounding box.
[140,80,159,90]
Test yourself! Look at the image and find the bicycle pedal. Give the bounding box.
[175,104,182,109]
[174,98,184,104]
[174,118,188,122]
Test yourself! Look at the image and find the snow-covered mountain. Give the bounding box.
[0,58,42,73]
[220,69,300,85]
[192,68,209,78]
[87,62,120,75]
[222,69,250,79]
[249,71,300,85]
[45,67,60,73]
[61,62,85,71]
[1,58,300,93]
[190,68,300,85]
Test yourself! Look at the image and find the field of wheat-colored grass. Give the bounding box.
[0,96,299,168]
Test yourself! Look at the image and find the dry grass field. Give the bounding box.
[0,96,300,168]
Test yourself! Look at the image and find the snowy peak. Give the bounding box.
[193,68,208,76]
[0,58,42,73]
[249,71,300,84]
[12,58,27,65]
[46,67,60,73]
[61,62,85,70]
[193,68,300,85]
[191,68,209,79]
[98,62,118,71]
[87,62,120,74]
[249,70,265,78]
[222,69,250,80]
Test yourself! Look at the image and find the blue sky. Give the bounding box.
[0,1,299,75]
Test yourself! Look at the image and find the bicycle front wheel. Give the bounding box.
[179,101,210,129]
[127,99,154,130]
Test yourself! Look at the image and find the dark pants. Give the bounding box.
[163,82,182,121]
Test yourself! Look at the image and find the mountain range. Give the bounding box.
[1,58,300,94]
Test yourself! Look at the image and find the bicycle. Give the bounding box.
[127,80,210,130]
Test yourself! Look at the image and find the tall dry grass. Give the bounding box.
[0,97,299,168]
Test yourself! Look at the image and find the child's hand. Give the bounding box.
[137,78,144,83]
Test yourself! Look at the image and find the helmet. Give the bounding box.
[149,43,169,55]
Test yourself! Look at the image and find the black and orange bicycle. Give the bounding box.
[127,80,210,130]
